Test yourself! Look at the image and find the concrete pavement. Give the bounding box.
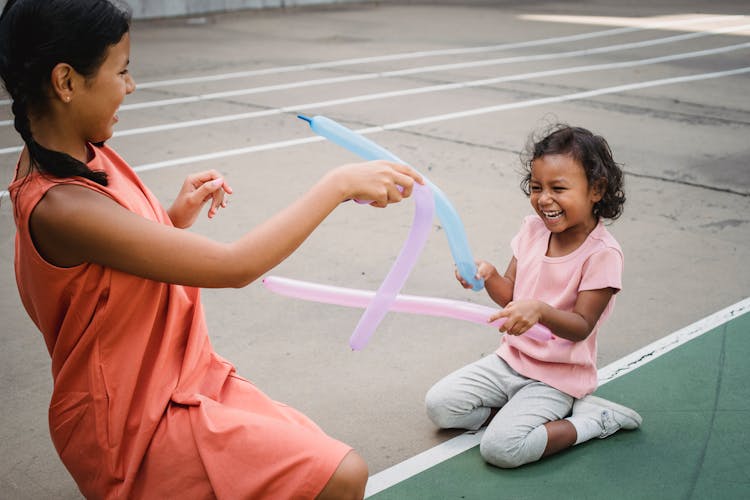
[1,1,748,497]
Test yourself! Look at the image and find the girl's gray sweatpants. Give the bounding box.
[425,353,574,468]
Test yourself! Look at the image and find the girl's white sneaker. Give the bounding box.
[572,395,643,438]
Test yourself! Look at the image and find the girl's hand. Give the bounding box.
[456,260,497,289]
[327,160,423,208]
[167,170,234,229]
[489,299,544,336]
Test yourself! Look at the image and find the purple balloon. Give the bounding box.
[348,182,435,350]
[263,276,555,342]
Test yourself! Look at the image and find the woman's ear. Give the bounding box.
[49,63,75,103]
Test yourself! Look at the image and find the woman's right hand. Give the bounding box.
[325,160,424,208]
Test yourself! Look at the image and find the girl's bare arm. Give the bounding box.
[482,257,516,307]
[29,161,421,288]
[492,288,615,342]
[458,257,516,307]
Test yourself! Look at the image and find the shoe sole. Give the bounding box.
[575,395,643,430]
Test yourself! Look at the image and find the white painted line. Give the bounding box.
[0,14,742,107]
[114,22,750,112]
[3,41,747,146]
[130,15,742,89]
[1,65,748,202]
[364,429,488,498]
[373,66,750,131]
[363,296,750,497]
[3,38,749,158]
[129,67,750,172]
[521,13,748,31]
[98,42,750,138]
[364,22,750,78]
[597,297,750,384]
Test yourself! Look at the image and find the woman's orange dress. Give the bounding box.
[9,145,351,499]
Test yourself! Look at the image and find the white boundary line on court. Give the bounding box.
[0,15,742,116]
[1,40,748,151]
[83,15,750,90]
[107,21,750,112]
[125,66,750,171]
[1,66,748,201]
[363,296,750,497]
[0,14,738,106]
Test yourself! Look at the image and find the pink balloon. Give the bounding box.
[347,182,434,350]
[263,276,554,343]
[295,114,491,350]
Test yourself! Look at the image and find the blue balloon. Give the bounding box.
[299,114,484,291]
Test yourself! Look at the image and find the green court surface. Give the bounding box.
[369,302,749,499]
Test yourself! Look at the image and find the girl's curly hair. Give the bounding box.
[520,124,625,220]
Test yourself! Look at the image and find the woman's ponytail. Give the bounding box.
[0,0,132,186]
[11,92,109,185]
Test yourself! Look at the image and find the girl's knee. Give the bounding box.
[425,390,491,431]
[424,387,448,427]
[317,451,368,500]
[424,386,465,429]
[479,427,538,469]
[479,439,526,469]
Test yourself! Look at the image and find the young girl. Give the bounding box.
[425,124,641,468]
[1,1,422,498]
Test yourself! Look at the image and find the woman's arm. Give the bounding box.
[29,160,422,288]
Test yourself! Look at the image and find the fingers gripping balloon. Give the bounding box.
[348,181,434,350]
[298,115,437,349]
[279,115,534,350]
[264,277,554,343]
[299,114,484,291]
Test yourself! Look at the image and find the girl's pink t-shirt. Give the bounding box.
[497,215,623,398]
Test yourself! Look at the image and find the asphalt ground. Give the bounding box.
[1,1,748,497]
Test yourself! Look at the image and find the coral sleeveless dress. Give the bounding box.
[9,145,350,499]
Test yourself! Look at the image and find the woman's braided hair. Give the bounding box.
[0,0,131,185]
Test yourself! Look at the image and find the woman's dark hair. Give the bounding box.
[0,0,132,186]
[520,124,626,220]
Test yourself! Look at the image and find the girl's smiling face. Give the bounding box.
[70,32,135,143]
[529,154,603,237]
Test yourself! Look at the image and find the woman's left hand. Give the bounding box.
[167,170,233,229]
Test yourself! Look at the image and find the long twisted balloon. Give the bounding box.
[265,115,551,349]
[299,115,483,290]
